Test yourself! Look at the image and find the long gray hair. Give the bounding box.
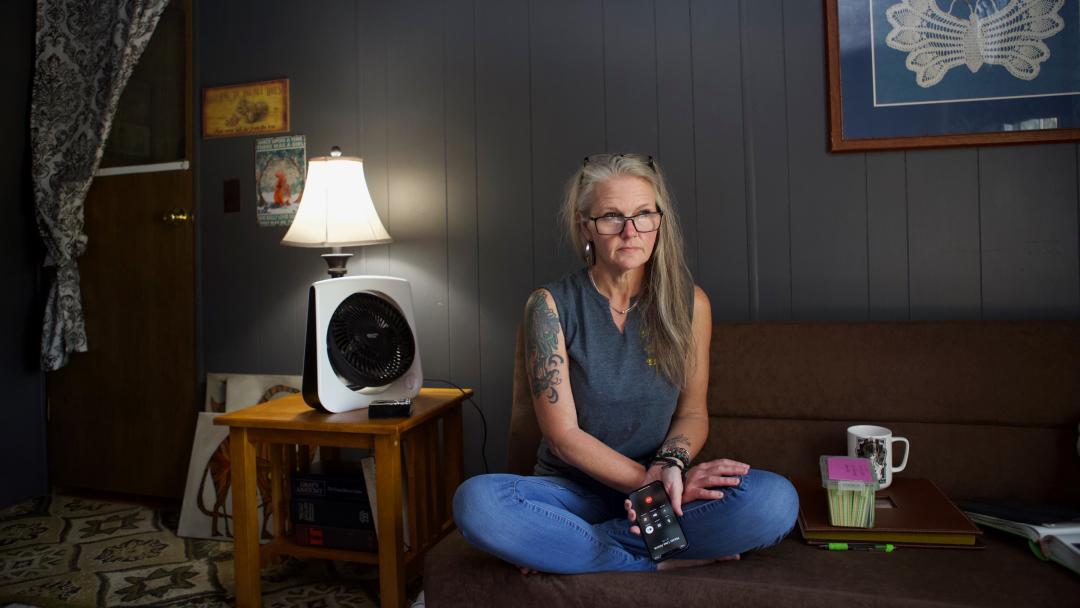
[560,154,695,387]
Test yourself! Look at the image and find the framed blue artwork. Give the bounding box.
[826,0,1080,150]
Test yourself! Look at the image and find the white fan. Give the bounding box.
[302,276,423,413]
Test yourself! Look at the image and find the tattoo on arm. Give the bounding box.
[525,292,564,404]
[662,434,691,452]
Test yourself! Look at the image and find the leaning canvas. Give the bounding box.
[204,372,228,412]
[361,455,411,551]
[178,412,275,542]
[181,374,306,541]
[224,373,302,412]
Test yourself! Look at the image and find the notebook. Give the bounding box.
[795,477,983,547]
[958,499,1080,574]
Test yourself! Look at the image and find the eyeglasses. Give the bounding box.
[582,153,655,169]
[579,154,657,187]
[588,210,664,235]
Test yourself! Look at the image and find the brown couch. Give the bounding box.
[425,321,1080,606]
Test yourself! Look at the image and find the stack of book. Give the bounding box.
[290,462,378,552]
[795,477,983,549]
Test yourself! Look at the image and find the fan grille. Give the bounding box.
[327,292,416,389]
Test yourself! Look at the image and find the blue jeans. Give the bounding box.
[452,468,799,573]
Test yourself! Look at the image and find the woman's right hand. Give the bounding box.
[623,464,683,535]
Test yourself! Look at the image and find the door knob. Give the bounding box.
[162,208,194,225]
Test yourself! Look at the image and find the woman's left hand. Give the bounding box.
[681,458,749,505]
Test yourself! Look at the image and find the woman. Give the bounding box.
[453,154,798,573]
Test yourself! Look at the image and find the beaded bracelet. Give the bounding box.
[649,457,682,469]
[649,457,686,475]
[654,447,690,470]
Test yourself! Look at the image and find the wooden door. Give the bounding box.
[47,168,197,499]
[46,0,196,500]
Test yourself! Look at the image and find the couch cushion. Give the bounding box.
[702,417,1080,504]
[507,326,542,477]
[425,529,1080,607]
[708,321,1080,426]
[505,321,1080,502]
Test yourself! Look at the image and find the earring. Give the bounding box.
[584,241,596,266]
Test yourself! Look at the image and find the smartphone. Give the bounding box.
[628,480,689,562]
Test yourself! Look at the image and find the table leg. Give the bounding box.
[375,433,406,608]
[269,444,287,562]
[443,404,464,515]
[230,427,262,607]
[404,429,422,554]
[425,422,439,541]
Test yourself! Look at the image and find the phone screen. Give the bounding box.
[629,481,689,562]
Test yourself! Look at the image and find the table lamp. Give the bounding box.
[281,146,392,277]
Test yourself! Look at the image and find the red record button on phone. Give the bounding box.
[645,496,653,504]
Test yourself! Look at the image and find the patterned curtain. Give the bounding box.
[31,0,170,371]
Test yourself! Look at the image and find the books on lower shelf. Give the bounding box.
[291,464,369,502]
[294,523,378,552]
[288,457,411,552]
[958,499,1080,576]
[795,477,983,548]
[290,461,378,552]
[292,496,376,529]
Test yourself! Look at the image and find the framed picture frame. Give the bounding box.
[826,0,1080,151]
[202,78,290,139]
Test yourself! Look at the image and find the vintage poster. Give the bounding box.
[202,79,290,138]
[255,134,305,227]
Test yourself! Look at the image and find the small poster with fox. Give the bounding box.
[255,134,306,227]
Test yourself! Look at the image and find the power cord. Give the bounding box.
[424,378,489,474]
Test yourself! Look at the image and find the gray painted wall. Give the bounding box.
[196,0,1080,479]
[1,0,48,507]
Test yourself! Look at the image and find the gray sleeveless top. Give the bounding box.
[533,268,682,488]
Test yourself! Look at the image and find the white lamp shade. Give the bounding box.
[281,156,392,248]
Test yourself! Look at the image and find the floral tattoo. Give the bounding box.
[659,434,692,464]
[662,434,691,451]
[525,292,564,404]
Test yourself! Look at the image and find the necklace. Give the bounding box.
[588,271,639,315]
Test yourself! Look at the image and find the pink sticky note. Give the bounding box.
[826,456,873,482]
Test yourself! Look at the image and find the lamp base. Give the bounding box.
[321,252,353,278]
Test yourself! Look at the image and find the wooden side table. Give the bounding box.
[214,388,470,608]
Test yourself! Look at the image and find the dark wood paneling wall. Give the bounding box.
[196,0,1080,478]
[866,151,910,321]
[1,0,46,507]
[604,0,659,156]
[654,0,697,274]
[529,0,604,288]
[443,0,483,469]
[691,0,748,321]
[907,150,984,319]
[979,145,1079,318]
[473,0,533,476]
[744,0,792,320]
[786,0,869,320]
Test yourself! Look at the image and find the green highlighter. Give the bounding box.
[825,542,896,552]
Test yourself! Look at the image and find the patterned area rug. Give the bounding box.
[0,495,389,607]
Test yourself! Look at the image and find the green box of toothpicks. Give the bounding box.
[819,455,879,528]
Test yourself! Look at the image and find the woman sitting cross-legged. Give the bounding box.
[453,153,798,573]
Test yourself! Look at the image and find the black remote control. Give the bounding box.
[368,399,413,418]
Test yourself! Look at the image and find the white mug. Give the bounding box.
[846,425,910,490]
